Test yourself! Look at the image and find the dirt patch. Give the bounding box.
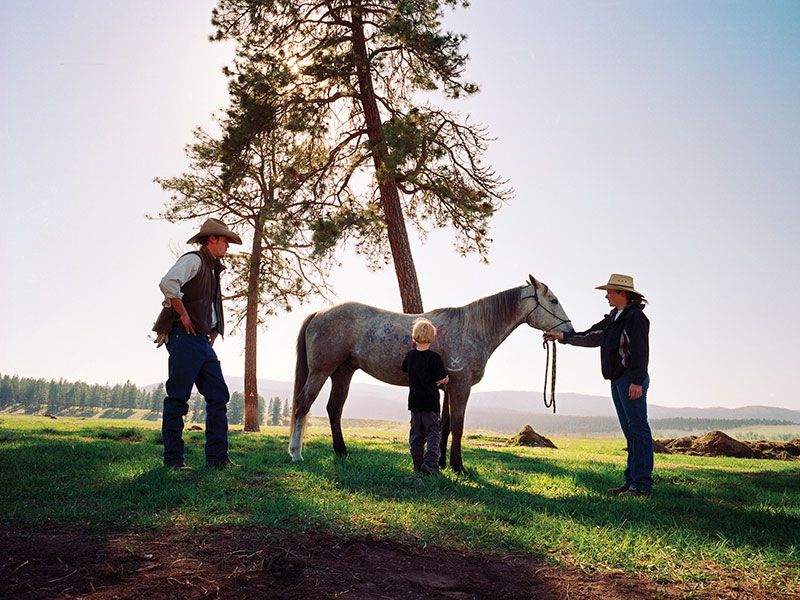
[0,524,755,599]
[507,425,557,449]
[656,431,800,460]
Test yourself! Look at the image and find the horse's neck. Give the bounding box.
[464,286,526,356]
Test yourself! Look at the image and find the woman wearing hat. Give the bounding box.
[544,274,652,497]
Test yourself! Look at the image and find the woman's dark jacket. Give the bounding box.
[562,304,649,384]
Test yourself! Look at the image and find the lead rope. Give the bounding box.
[542,339,557,413]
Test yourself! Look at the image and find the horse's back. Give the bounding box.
[305,303,422,385]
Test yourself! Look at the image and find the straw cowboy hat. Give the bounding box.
[595,273,644,296]
[186,218,243,245]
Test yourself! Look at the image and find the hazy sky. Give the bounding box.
[2,1,798,410]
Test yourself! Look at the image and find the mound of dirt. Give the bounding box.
[652,439,672,454]
[691,431,756,458]
[187,425,203,431]
[750,439,800,460]
[507,425,556,449]
[656,431,799,460]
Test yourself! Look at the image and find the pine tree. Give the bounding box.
[211,0,511,313]
[150,383,166,414]
[155,91,334,434]
[190,396,205,424]
[270,396,282,426]
[229,392,245,425]
[0,375,13,408]
[89,385,103,409]
[29,379,48,412]
[47,379,60,413]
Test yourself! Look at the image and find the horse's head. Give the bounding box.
[522,275,575,334]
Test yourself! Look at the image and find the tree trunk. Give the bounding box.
[242,210,264,432]
[350,5,424,314]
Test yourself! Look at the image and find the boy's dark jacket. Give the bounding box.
[562,304,649,384]
[402,349,447,412]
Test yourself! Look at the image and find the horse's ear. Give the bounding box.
[528,274,538,287]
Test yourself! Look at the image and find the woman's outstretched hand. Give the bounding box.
[543,332,564,342]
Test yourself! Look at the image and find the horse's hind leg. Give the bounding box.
[289,372,330,462]
[447,384,471,473]
[327,363,356,457]
[439,390,450,469]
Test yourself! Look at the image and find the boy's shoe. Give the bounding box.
[420,464,440,476]
[207,458,238,469]
[166,463,193,471]
[619,488,651,498]
[607,485,629,496]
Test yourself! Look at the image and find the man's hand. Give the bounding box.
[170,298,196,336]
[208,331,218,347]
[543,332,564,342]
[436,375,449,386]
[629,384,643,400]
[180,313,197,336]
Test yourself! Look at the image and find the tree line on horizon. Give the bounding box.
[0,373,291,427]
[2,373,795,439]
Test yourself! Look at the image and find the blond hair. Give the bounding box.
[412,318,437,344]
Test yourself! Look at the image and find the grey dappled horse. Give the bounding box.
[289,275,574,472]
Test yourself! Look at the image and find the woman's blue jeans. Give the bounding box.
[610,371,653,493]
[162,325,230,466]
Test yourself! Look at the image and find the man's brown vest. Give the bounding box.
[152,246,225,336]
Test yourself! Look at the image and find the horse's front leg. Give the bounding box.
[327,363,356,457]
[448,385,470,473]
[439,390,450,469]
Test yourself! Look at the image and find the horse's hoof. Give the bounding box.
[289,454,304,463]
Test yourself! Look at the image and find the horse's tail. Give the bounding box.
[290,311,316,436]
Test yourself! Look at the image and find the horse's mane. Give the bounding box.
[432,286,521,333]
[473,287,522,330]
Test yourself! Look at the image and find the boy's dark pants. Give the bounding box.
[162,324,230,466]
[409,411,441,471]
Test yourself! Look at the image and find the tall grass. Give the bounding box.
[1,415,798,593]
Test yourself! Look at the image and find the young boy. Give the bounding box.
[401,318,449,475]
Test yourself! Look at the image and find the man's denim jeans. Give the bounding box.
[163,325,229,466]
[610,371,653,493]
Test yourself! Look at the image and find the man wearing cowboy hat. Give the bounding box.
[153,218,243,470]
[544,274,653,497]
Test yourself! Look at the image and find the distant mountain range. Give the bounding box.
[207,377,800,426]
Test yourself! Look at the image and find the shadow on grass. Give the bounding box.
[1,425,798,561]
[58,408,104,418]
[295,440,800,553]
[97,409,135,419]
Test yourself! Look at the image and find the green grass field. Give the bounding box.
[1,415,798,595]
